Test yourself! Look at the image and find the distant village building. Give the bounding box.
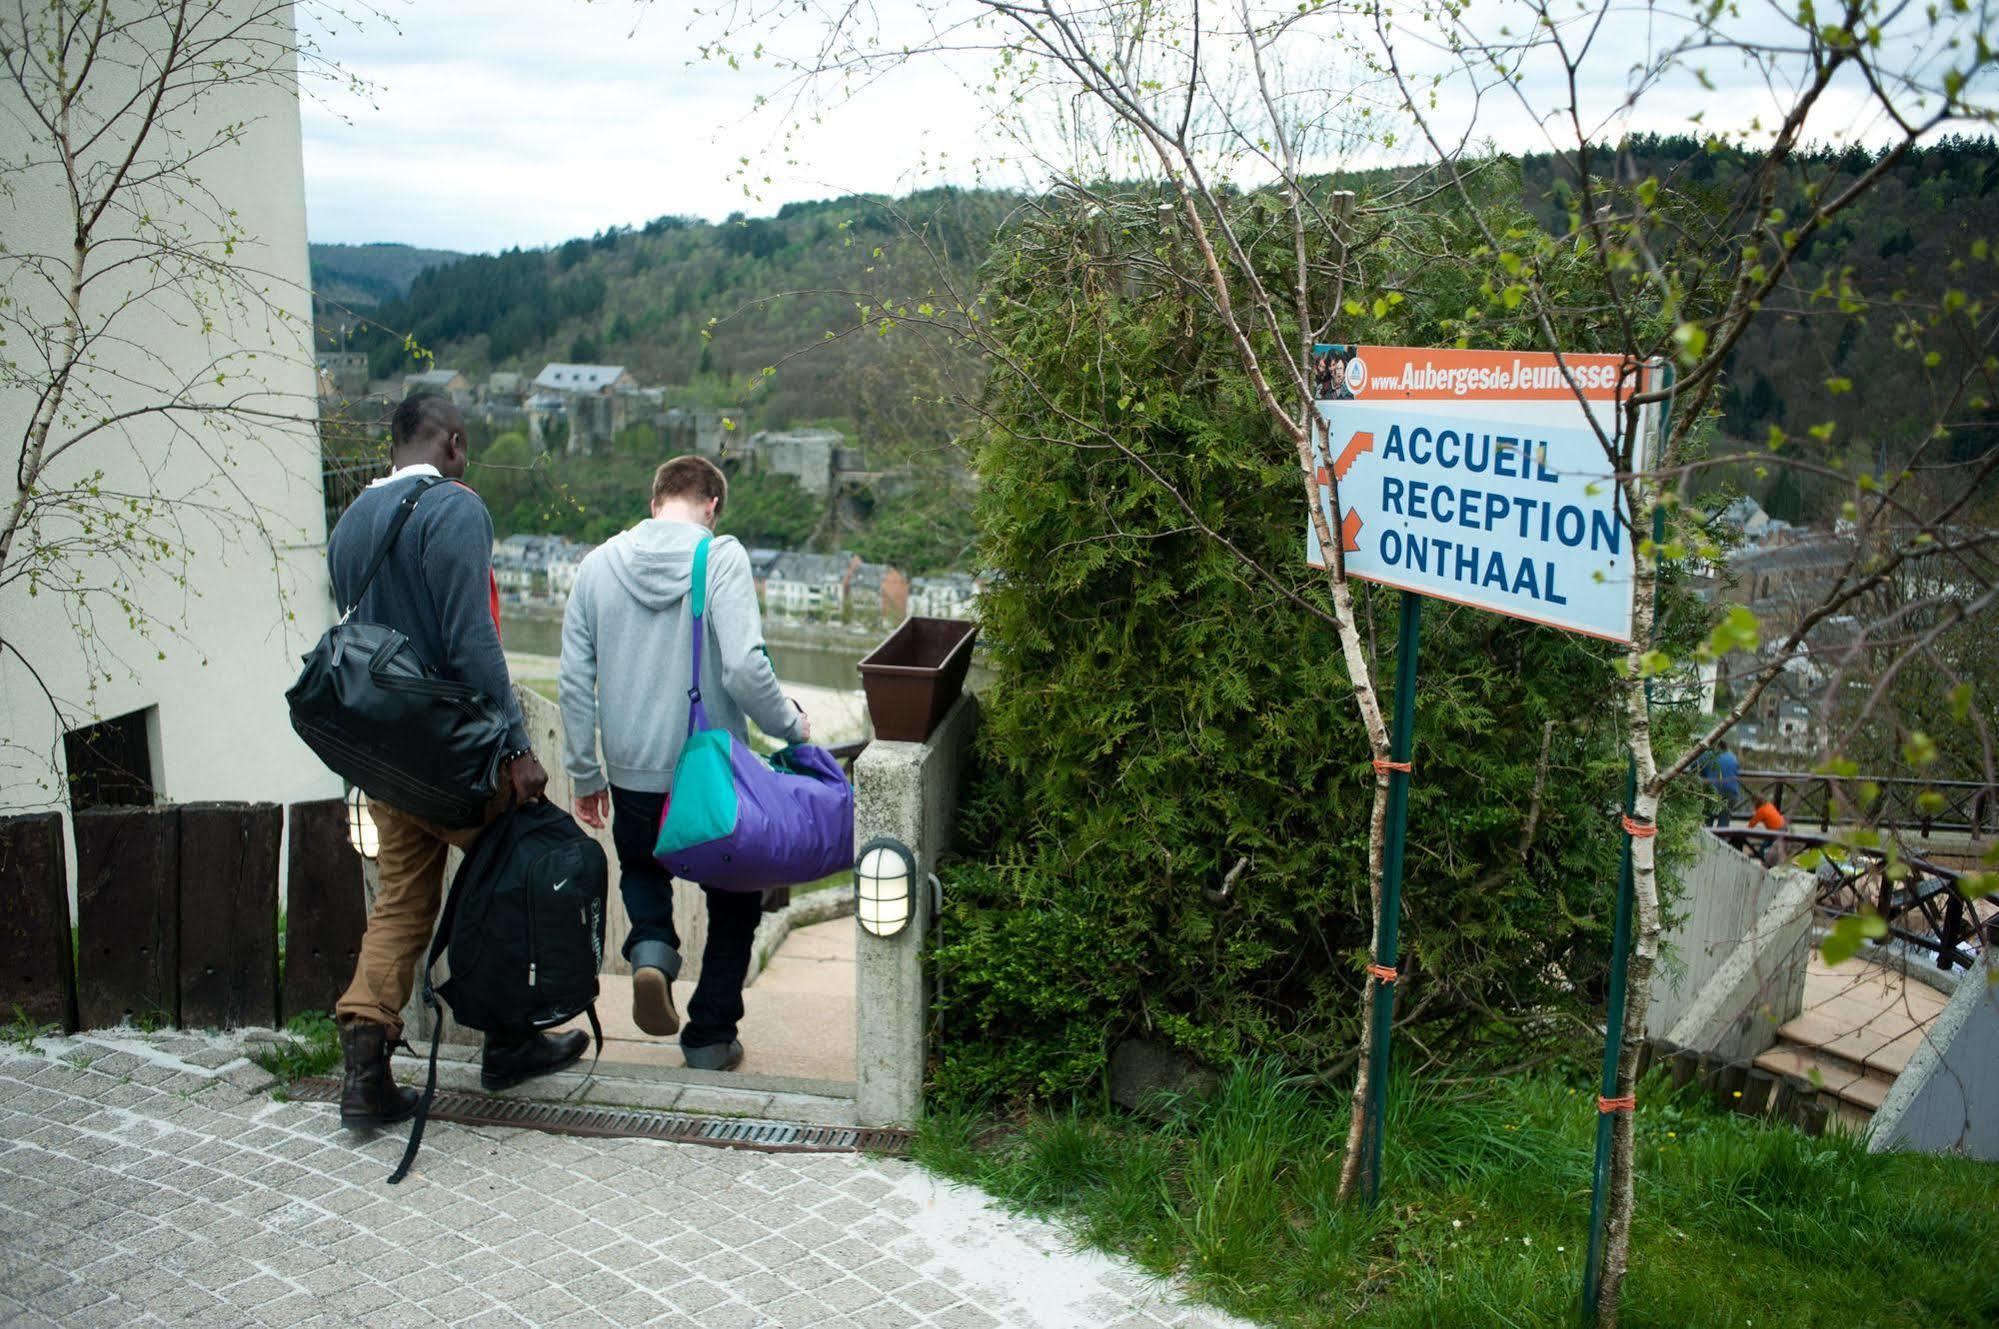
[547,543,595,600]
[1729,538,1853,607]
[492,533,582,600]
[758,549,914,623]
[749,428,843,496]
[317,350,370,399]
[692,408,743,459]
[746,547,784,593]
[764,551,855,619]
[848,560,910,626]
[908,573,979,621]
[402,367,471,405]
[485,371,525,404]
[1716,495,1797,547]
[529,363,641,454]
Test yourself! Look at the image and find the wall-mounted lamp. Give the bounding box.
[346,786,379,860]
[854,836,915,938]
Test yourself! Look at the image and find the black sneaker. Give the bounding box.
[479,1029,589,1091]
[681,1040,744,1072]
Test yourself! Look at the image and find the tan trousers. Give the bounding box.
[336,792,505,1034]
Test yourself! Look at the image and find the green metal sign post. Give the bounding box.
[1360,589,1422,1205]
[1582,757,1640,1314]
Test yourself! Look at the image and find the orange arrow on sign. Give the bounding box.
[1333,430,1375,481]
[1342,510,1363,552]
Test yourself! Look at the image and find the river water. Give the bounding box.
[502,607,873,690]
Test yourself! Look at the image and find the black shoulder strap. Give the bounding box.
[386,840,473,1185]
[344,475,446,623]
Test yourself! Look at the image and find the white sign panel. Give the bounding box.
[1306,346,1659,643]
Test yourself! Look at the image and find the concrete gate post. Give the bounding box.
[852,693,979,1128]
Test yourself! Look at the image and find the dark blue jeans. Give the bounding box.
[609,785,764,1050]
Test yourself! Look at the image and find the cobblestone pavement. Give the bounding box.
[0,1033,1251,1329]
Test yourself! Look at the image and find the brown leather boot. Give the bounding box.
[339,1019,421,1129]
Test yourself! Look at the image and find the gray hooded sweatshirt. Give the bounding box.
[559,520,804,795]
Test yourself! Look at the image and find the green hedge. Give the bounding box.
[933,183,1706,1103]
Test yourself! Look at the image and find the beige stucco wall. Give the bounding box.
[0,3,339,834]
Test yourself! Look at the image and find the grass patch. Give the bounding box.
[914,1063,1999,1328]
[3,1007,56,1054]
[793,868,852,897]
[250,1012,341,1084]
[523,678,559,703]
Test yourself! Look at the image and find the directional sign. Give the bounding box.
[1306,345,1660,643]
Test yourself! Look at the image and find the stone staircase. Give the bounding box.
[1752,950,1952,1130]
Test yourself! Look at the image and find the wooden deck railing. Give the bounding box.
[1711,825,1995,971]
[1736,770,1997,840]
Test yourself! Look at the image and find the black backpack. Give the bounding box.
[389,800,608,1183]
[288,476,512,828]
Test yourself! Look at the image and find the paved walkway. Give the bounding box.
[573,918,859,1085]
[0,1033,1248,1329]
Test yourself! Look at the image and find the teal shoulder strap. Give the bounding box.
[691,536,711,619]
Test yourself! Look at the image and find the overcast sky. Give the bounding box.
[300,1,1985,256]
[299,2,997,252]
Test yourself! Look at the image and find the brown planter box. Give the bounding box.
[858,617,979,743]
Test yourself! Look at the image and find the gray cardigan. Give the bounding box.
[327,471,530,753]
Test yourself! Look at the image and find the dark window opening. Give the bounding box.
[64,708,156,813]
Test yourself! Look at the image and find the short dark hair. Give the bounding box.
[390,392,459,453]
[652,456,728,514]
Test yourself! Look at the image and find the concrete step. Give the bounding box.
[1777,1008,1931,1078]
[1752,1042,1894,1116]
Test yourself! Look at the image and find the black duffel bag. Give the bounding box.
[287,476,511,827]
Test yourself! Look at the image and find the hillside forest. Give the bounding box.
[313,136,1999,557]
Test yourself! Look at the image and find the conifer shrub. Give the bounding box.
[933,184,1705,1103]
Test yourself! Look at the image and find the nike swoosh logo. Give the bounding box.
[551,878,569,893]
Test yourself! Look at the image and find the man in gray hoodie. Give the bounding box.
[558,456,809,1071]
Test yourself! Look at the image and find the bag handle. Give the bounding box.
[343,475,445,623]
[685,536,711,735]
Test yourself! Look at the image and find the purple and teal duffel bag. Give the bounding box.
[652,536,854,890]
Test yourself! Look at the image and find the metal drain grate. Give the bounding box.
[288,1078,912,1155]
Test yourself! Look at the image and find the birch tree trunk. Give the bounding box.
[1597,483,1665,1327]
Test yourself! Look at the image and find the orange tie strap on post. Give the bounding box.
[1373,758,1413,774]
[1597,1095,1636,1114]
[1366,963,1399,984]
[1620,814,1657,838]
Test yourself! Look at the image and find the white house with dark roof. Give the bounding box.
[533,363,637,394]
[765,551,856,619]
[909,573,980,621]
[530,363,641,453]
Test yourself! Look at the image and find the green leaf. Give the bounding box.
[1706,605,1761,657]
[1672,322,1708,362]
[1949,683,1973,722]
[1821,911,1888,967]
[1903,731,1939,767]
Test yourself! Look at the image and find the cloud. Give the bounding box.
[301,0,1990,253]
[301,0,993,250]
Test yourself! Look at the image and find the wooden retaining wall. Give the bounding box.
[0,799,363,1033]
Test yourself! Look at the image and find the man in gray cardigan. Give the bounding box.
[558,457,809,1071]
